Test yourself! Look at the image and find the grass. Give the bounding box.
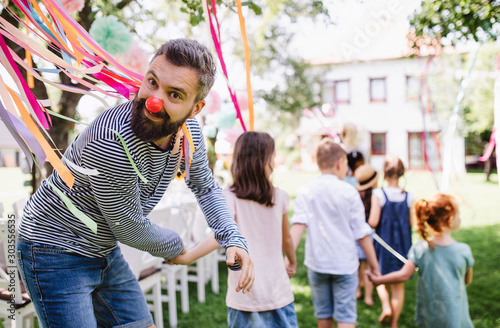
[0,168,498,327]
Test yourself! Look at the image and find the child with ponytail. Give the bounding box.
[367,193,474,328]
[368,155,414,327]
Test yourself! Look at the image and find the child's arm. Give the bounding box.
[289,223,306,251]
[465,267,473,286]
[366,260,416,285]
[358,234,380,275]
[367,193,381,228]
[282,213,297,278]
[169,232,220,265]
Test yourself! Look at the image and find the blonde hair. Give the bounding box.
[316,138,346,170]
[414,193,458,247]
[383,155,405,179]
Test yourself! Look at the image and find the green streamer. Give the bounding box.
[30,152,98,234]
[47,109,148,184]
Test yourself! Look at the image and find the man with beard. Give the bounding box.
[16,39,254,328]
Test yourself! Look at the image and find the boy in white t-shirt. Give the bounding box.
[288,138,380,328]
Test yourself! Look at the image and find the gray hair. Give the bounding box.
[151,39,217,103]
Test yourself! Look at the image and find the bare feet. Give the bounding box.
[364,297,374,306]
[378,311,392,325]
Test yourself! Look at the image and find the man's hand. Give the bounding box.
[226,246,254,293]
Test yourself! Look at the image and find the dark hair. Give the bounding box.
[414,193,458,247]
[151,39,216,102]
[230,132,275,207]
[316,138,346,170]
[347,151,365,173]
[359,188,372,221]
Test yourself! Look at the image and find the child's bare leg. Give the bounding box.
[376,284,392,323]
[361,262,374,305]
[389,283,405,328]
[356,264,363,299]
[318,318,334,328]
[337,322,356,328]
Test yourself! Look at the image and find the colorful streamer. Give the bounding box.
[235,0,254,131]
[204,0,247,131]
[441,46,480,192]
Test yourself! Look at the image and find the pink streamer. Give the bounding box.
[0,35,50,129]
[479,126,496,162]
[205,1,246,131]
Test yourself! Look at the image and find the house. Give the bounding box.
[296,35,466,174]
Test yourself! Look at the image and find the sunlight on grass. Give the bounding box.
[290,282,311,297]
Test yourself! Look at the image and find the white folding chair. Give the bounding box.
[148,205,190,327]
[187,206,221,300]
[119,243,164,328]
[0,218,37,328]
[12,198,26,219]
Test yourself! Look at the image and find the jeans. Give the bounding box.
[308,269,358,323]
[227,302,298,328]
[16,238,153,328]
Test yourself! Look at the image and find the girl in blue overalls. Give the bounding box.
[368,155,414,328]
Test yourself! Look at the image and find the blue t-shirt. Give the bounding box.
[408,240,474,328]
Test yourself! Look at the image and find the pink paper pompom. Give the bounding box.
[60,0,84,14]
[116,41,150,76]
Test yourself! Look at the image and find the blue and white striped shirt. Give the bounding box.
[18,100,247,260]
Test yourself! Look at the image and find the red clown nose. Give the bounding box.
[145,97,163,113]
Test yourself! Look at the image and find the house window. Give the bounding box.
[406,76,420,102]
[369,78,386,103]
[408,132,425,168]
[333,80,350,104]
[371,133,386,155]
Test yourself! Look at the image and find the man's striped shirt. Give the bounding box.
[18,101,247,259]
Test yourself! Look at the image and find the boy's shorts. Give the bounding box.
[307,269,358,324]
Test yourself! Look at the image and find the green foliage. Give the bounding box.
[410,0,500,45]
[409,0,500,48]
[425,43,498,154]
[177,0,263,26]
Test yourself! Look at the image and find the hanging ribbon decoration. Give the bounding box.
[0,0,196,232]
[440,46,480,192]
[494,52,500,188]
[235,0,254,131]
[418,55,441,190]
[203,0,254,131]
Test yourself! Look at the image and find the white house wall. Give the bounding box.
[319,57,464,172]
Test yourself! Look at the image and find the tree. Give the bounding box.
[409,0,500,156]
[1,0,331,189]
[409,0,500,48]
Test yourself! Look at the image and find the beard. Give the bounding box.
[130,97,193,143]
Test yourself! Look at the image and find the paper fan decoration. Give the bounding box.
[60,0,84,14]
[116,41,150,75]
[89,16,132,55]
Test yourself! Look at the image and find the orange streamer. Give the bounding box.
[235,0,254,131]
[7,87,75,188]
